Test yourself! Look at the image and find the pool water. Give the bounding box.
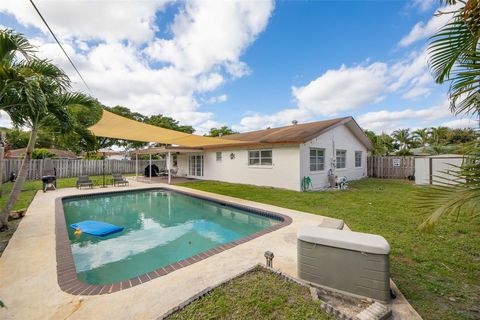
[63,189,280,285]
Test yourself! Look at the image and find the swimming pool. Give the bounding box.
[56,188,290,295]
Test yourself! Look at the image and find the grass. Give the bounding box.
[0,175,130,212]
[0,175,127,256]
[178,179,480,320]
[167,266,333,320]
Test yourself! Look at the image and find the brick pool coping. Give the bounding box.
[55,187,293,296]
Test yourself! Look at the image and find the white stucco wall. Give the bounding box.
[177,145,301,191]
[299,125,368,190]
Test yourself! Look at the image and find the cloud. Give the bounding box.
[409,0,436,12]
[205,94,228,104]
[357,101,453,132]
[0,0,170,43]
[145,1,274,75]
[399,3,460,47]
[236,49,435,131]
[292,63,388,116]
[233,108,311,132]
[441,118,479,129]
[0,0,274,132]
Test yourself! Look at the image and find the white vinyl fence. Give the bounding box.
[0,159,166,182]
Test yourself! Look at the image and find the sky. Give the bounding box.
[0,0,478,134]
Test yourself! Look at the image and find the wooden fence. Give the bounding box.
[367,156,415,179]
[0,159,166,183]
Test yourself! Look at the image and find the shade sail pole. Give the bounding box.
[167,151,171,185]
[149,153,152,181]
[135,151,138,181]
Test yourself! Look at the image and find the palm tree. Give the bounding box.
[429,126,449,145]
[392,129,413,150]
[429,0,480,118]
[0,30,95,230]
[413,128,430,147]
[419,0,480,229]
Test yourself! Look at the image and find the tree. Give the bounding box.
[447,128,477,144]
[5,128,29,149]
[430,126,449,145]
[206,126,237,137]
[145,114,194,134]
[0,30,96,230]
[32,148,55,159]
[392,129,413,150]
[418,0,480,230]
[429,0,480,118]
[364,130,395,156]
[413,128,430,147]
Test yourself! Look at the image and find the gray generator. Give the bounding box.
[297,226,391,302]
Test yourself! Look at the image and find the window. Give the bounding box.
[216,152,222,161]
[248,149,272,166]
[336,150,346,169]
[189,155,203,176]
[355,151,362,168]
[309,148,325,171]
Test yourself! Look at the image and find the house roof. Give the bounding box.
[223,117,350,143]
[6,148,77,159]
[204,116,374,150]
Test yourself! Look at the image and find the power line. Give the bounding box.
[29,0,92,93]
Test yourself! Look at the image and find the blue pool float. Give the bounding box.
[70,220,124,237]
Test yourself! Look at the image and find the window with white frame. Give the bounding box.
[355,151,362,167]
[216,152,222,161]
[336,150,346,169]
[309,148,325,171]
[248,149,272,166]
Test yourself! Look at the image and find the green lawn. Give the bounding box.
[0,175,129,255]
[178,179,480,320]
[0,175,129,212]
[167,266,333,320]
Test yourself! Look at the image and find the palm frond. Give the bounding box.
[417,140,480,231]
[18,59,70,91]
[0,29,36,65]
[428,1,480,117]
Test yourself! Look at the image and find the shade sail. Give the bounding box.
[88,110,250,147]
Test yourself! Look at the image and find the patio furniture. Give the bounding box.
[297,226,391,302]
[112,173,129,186]
[170,167,178,176]
[76,175,93,189]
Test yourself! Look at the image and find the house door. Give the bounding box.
[189,155,204,176]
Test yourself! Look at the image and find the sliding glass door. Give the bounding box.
[189,155,204,176]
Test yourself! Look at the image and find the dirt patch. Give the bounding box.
[0,217,23,257]
[394,255,414,266]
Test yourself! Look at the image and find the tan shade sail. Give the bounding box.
[88,109,250,147]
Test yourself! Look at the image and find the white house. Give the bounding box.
[174,117,373,191]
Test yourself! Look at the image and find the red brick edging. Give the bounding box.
[55,187,292,296]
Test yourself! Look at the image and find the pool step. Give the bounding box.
[355,302,391,320]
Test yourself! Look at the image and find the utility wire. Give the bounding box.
[29,0,92,93]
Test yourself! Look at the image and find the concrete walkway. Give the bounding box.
[0,180,421,319]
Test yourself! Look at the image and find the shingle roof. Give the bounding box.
[6,148,78,159]
[222,117,351,143]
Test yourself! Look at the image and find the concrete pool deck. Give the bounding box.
[0,180,422,319]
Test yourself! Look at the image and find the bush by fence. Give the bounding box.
[0,159,166,183]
